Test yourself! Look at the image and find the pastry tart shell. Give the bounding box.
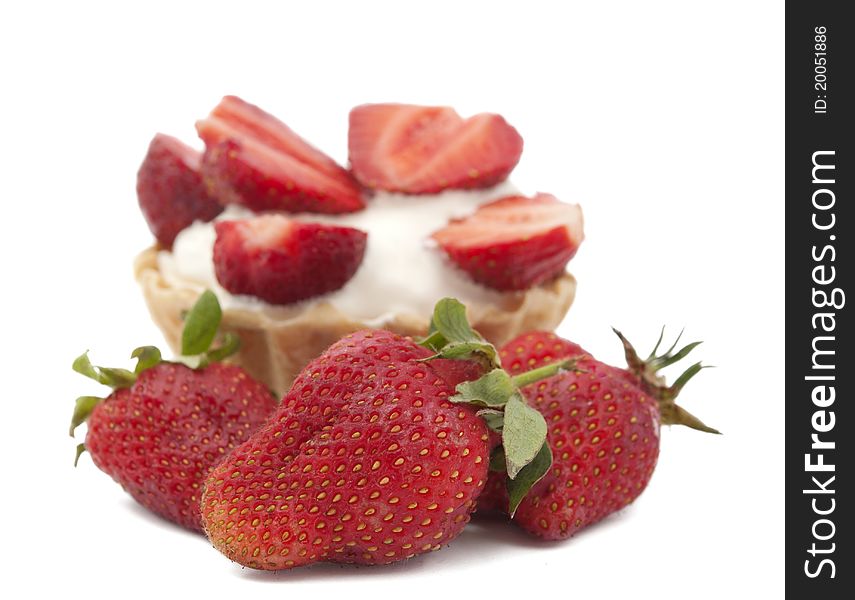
[134,247,577,396]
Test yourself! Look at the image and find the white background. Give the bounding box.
[1,1,783,598]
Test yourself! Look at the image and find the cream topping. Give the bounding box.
[157,183,520,324]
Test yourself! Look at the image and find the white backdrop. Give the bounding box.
[0,1,783,598]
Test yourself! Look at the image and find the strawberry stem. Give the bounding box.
[510,358,576,389]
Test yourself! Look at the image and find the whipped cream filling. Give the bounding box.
[157,183,521,325]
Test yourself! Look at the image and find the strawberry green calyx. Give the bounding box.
[74,444,87,467]
[174,289,241,368]
[490,443,553,516]
[68,349,157,440]
[612,328,720,434]
[69,290,240,461]
[420,297,577,513]
[420,298,500,370]
[72,352,137,389]
[181,289,223,356]
[69,396,103,436]
[132,345,162,373]
[449,359,574,513]
[502,393,547,479]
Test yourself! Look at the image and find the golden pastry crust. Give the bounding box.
[134,247,576,396]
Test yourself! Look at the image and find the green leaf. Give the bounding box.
[489,446,507,472]
[433,341,499,365]
[430,298,481,344]
[69,396,102,437]
[419,330,447,353]
[72,352,135,388]
[507,442,552,517]
[74,443,87,467]
[662,403,721,435]
[72,351,100,382]
[653,341,703,371]
[502,393,548,479]
[206,332,241,363]
[451,369,516,407]
[181,290,222,356]
[96,367,137,388]
[670,362,711,396]
[646,326,666,361]
[476,409,505,432]
[418,298,500,368]
[663,328,685,357]
[131,346,162,374]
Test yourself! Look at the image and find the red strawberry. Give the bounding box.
[348,103,523,194]
[71,291,277,532]
[79,363,276,532]
[212,214,367,304]
[197,96,364,214]
[201,328,491,570]
[136,133,223,248]
[477,330,719,539]
[431,193,584,291]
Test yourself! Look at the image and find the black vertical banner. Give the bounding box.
[786,1,853,597]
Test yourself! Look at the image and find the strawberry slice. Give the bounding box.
[213,215,367,304]
[431,193,584,291]
[136,134,223,249]
[197,96,364,214]
[348,103,523,194]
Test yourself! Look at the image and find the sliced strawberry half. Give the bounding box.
[213,215,367,304]
[136,134,224,249]
[348,103,523,194]
[197,96,364,214]
[431,193,584,291]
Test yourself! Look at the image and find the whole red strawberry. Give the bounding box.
[200,326,491,569]
[212,214,368,304]
[71,291,277,532]
[477,330,719,539]
[137,133,224,248]
[431,194,584,291]
[198,299,567,570]
[348,103,523,194]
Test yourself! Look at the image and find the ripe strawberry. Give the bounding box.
[212,214,367,304]
[197,96,364,213]
[70,291,277,532]
[201,328,491,570]
[431,193,584,291]
[348,103,523,194]
[136,133,223,248]
[477,330,719,539]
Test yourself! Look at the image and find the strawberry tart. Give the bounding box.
[134,96,583,394]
